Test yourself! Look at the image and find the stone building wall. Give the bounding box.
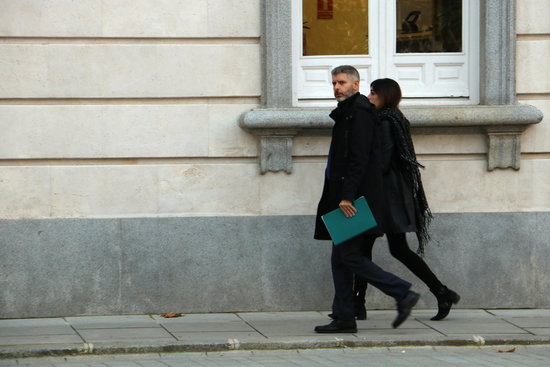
[0,0,548,318]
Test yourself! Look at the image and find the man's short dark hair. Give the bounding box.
[331,65,360,81]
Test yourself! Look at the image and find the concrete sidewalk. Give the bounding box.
[1,309,550,359]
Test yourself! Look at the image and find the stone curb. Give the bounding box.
[3,337,550,360]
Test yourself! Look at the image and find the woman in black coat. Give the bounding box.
[351,78,460,321]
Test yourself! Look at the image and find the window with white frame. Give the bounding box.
[293,0,479,105]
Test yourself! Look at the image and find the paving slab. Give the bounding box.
[65,316,159,329]
[243,320,323,337]
[0,319,67,327]
[412,309,494,319]
[162,322,255,333]
[152,313,242,323]
[359,319,428,330]
[422,318,530,335]
[0,335,82,346]
[238,311,324,321]
[508,318,550,328]
[239,311,328,337]
[489,309,550,317]
[0,325,75,337]
[525,328,550,336]
[355,327,443,340]
[77,328,175,343]
[154,313,255,333]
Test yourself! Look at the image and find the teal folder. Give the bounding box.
[321,196,377,245]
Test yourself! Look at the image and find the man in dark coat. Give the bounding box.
[314,65,420,333]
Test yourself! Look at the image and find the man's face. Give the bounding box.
[332,73,359,102]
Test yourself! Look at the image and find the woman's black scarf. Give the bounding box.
[378,107,433,255]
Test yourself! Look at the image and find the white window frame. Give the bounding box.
[292,0,479,106]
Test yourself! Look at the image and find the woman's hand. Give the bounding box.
[339,200,357,218]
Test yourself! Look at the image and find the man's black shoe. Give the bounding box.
[314,320,357,333]
[392,291,420,328]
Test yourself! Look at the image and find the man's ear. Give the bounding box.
[353,79,360,93]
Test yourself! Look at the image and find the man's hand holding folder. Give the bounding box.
[338,200,357,217]
[321,196,377,245]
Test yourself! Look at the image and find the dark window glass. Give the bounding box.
[397,0,462,53]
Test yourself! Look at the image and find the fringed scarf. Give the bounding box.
[378,107,433,255]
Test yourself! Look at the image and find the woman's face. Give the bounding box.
[367,89,383,109]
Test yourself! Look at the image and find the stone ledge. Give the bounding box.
[240,104,543,173]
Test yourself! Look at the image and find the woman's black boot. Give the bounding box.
[431,286,460,321]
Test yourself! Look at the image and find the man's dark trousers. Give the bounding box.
[331,233,411,320]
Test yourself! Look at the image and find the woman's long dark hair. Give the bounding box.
[370,78,403,111]
[371,78,433,255]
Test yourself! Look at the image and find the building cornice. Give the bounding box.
[240,104,543,173]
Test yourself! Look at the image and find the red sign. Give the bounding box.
[317,0,333,20]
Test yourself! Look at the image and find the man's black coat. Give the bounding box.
[314,93,389,240]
